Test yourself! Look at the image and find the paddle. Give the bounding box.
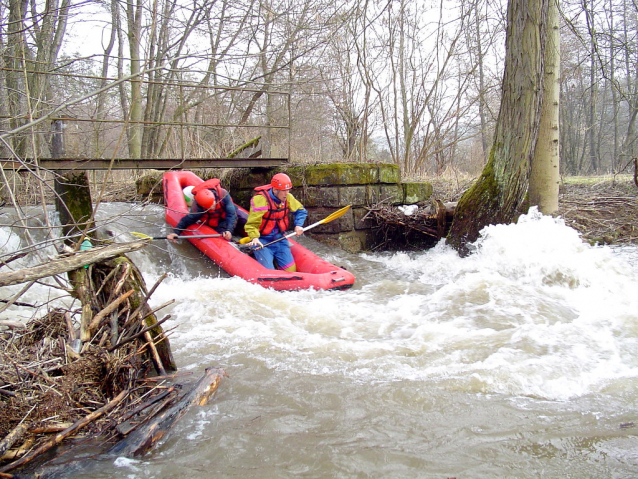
[131,232,221,240]
[239,205,351,250]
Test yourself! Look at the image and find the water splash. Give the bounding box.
[2,204,637,402]
[147,209,638,401]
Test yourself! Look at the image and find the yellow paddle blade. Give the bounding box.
[131,232,152,240]
[319,205,351,224]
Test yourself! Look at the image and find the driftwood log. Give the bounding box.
[0,241,149,287]
[226,135,262,158]
[109,367,226,457]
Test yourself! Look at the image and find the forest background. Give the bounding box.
[1,0,636,200]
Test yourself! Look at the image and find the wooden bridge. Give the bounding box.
[0,157,288,171]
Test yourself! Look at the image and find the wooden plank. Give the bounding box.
[0,158,287,171]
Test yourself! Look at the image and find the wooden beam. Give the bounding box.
[0,158,287,171]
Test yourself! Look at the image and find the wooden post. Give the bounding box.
[51,118,95,244]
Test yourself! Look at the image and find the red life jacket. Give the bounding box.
[254,185,289,235]
[192,179,228,228]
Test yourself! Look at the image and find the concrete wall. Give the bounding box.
[227,163,433,253]
[137,163,433,252]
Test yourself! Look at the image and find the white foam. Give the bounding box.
[163,209,635,401]
[3,204,637,401]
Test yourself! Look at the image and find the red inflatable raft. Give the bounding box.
[163,171,356,291]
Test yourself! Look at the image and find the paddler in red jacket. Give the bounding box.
[167,178,237,242]
[245,173,308,271]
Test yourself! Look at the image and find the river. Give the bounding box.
[2,203,638,478]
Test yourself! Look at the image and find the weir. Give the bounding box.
[137,163,440,252]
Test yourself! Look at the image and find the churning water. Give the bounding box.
[2,204,638,478]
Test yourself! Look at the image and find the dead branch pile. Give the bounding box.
[557,180,638,244]
[364,199,456,250]
[0,247,224,477]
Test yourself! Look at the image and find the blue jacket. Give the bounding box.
[173,193,238,234]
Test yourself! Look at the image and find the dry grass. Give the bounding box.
[557,176,638,244]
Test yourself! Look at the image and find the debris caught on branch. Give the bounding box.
[364,198,456,250]
[0,241,148,288]
[0,248,224,477]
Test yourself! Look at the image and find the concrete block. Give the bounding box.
[353,207,376,230]
[378,164,401,183]
[234,168,276,189]
[299,186,340,208]
[136,173,162,196]
[367,184,404,204]
[303,163,379,186]
[339,186,367,206]
[402,182,433,204]
[380,184,404,205]
[306,207,354,233]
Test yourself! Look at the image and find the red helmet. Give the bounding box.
[271,173,292,190]
[195,188,216,210]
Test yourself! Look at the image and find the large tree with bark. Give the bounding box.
[529,0,560,214]
[447,0,551,255]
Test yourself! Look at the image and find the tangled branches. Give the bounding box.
[364,199,456,250]
[0,247,223,477]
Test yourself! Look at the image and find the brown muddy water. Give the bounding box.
[2,204,638,478]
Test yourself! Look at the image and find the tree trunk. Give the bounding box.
[49,118,96,244]
[4,0,30,157]
[447,0,549,255]
[475,1,489,163]
[586,0,598,173]
[529,0,560,215]
[126,0,143,158]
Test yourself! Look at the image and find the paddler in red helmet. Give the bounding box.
[245,173,308,271]
[167,178,237,242]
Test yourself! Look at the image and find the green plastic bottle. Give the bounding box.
[80,238,92,268]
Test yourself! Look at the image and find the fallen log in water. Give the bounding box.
[109,367,226,457]
[0,241,149,287]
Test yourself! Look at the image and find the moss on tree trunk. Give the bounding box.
[446,0,549,255]
[55,170,95,243]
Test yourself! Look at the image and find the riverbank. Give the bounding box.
[428,175,638,245]
[557,176,638,245]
